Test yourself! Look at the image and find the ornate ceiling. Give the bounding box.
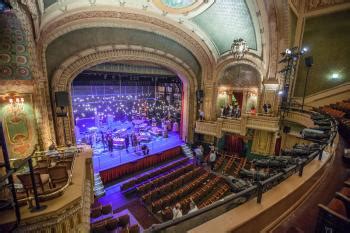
[40,0,261,58]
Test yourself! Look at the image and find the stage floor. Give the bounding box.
[93,132,183,172]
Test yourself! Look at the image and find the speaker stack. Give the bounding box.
[55,91,69,117]
[196,90,204,103]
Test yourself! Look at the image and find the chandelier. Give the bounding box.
[231,38,249,59]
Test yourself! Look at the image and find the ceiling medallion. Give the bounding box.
[153,0,206,14]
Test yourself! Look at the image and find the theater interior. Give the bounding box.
[0,0,349,232]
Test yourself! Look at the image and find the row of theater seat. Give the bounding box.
[160,176,224,221]
[142,167,203,205]
[181,176,223,212]
[319,106,346,119]
[223,156,238,174]
[136,163,194,195]
[213,154,225,171]
[316,99,350,143]
[121,157,189,191]
[151,171,211,213]
[198,183,230,208]
[316,177,350,232]
[90,215,139,233]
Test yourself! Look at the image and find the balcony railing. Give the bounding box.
[195,114,280,137]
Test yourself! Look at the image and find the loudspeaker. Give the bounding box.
[56,112,68,118]
[55,91,69,107]
[305,56,313,67]
[283,126,291,133]
[196,90,204,102]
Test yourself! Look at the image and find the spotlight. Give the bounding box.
[285,49,292,55]
[302,47,308,52]
[278,90,284,95]
[331,73,340,79]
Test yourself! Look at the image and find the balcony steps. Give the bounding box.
[181,144,194,158]
[93,173,105,197]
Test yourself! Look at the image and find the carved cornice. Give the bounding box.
[38,8,215,83]
[51,45,197,91]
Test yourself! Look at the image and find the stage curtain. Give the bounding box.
[225,134,243,155]
[275,137,282,156]
[100,146,182,184]
[233,91,243,107]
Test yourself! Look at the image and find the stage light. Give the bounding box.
[302,47,308,52]
[278,90,284,95]
[285,49,291,55]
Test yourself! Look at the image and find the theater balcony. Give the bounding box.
[195,114,280,137]
[0,146,93,232]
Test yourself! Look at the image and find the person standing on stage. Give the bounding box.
[125,134,130,152]
[107,135,113,154]
[101,132,106,151]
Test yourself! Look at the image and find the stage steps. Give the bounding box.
[94,173,106,197]
[181,144,194,158]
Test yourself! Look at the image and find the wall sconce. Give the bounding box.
[331,73,340,80]
[8,96,24,115]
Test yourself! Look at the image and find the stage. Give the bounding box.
[93,132,183,172]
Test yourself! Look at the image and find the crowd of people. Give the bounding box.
[193,144,217,171]
[99,131,150,155]
[220,104,241,118]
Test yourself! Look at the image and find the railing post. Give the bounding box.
[318,150,323,161]
[298,161,304,177]
[256,182,263,204]
[28,158,47,212]
[0,121,21,225]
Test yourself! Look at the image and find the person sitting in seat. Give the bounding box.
[188,199,198,214]
[172,203,183,219]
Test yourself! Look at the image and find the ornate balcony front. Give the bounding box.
[195,114,280,137]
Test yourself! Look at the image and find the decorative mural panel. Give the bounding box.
[0,94,38,159]
[192,0,257,54]
[0,12,31,80]
[219,64,260,87]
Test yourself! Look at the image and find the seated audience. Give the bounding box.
[172,203,183,219]
[188,199,199,214]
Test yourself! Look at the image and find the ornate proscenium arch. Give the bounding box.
[51,45,198,146]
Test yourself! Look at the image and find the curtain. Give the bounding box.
[100,146,182,184]
[232,91,243,108]
[225,134,243,155]
[274,137,282,156]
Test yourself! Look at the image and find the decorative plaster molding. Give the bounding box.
[38,8,215,83]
